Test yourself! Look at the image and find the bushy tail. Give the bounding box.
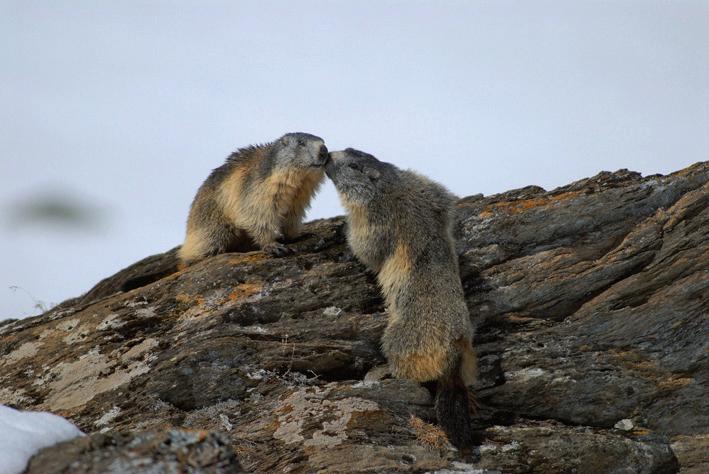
[435,365,475,450]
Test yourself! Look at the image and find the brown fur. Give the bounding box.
[326,148,477,448]
[179,134,327,264]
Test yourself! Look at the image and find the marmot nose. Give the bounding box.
[318,144,329,162]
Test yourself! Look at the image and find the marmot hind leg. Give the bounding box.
[179,221,243,264]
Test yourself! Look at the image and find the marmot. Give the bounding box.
[326,148,477,448]
[179,133,328,264]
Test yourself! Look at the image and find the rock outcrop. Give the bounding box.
[1,162,707,473]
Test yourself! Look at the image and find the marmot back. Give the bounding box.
[326,148,476,449]
[179,133,328,264]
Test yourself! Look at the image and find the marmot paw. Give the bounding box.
[263,242,294,258]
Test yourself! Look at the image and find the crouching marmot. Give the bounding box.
[179,133,328,264]
[326,148,477,448]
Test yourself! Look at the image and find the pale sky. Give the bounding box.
[2,0,708,320]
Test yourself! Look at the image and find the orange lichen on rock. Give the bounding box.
[175,294,192,304]
[479,191,582,217]
[228,282,263,302]
[228,253,266,266]
[175,293,206,306]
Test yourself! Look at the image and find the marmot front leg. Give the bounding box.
[250,224,293,257]
[282,209,305,242]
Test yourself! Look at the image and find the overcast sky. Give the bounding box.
[2,0,708,320]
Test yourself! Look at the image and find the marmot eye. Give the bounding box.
[297,139,306,146]
[347,163,362,172]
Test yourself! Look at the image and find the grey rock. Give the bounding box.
[1,162,707,473]
[25,430,243,473]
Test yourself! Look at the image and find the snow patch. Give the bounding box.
[0,404,83,474]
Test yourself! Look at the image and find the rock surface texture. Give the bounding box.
[1,162,707,473]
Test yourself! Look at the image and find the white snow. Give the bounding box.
[0,404,84,474]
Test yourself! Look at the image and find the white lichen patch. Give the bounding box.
[501,440,521,452]
[433,461,489,474]
[134,307,157,319]
[274,387,380,448]
[2,341,41,365]
[94,406,121,427]
[432,461,486,474]
[203,289,228,307]
[56,318,80,332]
[182,400,241,431]
[0,387,31,405]
[478,443,498,454]
[219,413,233,432]
[322,306,343,317]
[43,349,151,411]
[551,375,575,384]
[478,440,521,455]
[63,324,91,345]
[124,299,148,308]
[241,326,268,335]
[175,307,210,326]
[614,419,634,431]
[122,338,158,361]
[504,367,548,382]
[247,369,271,381]
[97,314,126,331]
[266,279,296,292]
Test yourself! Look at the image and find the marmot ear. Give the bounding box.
[280,137,289,146]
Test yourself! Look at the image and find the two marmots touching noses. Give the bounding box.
[180,132,477,449]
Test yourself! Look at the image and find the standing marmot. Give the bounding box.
[179,133,328,264]
[326,148,477,448]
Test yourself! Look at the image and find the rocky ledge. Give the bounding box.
[1,162,707,473]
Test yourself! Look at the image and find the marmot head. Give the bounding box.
[272,132,329,169]
[326,148,399,205]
